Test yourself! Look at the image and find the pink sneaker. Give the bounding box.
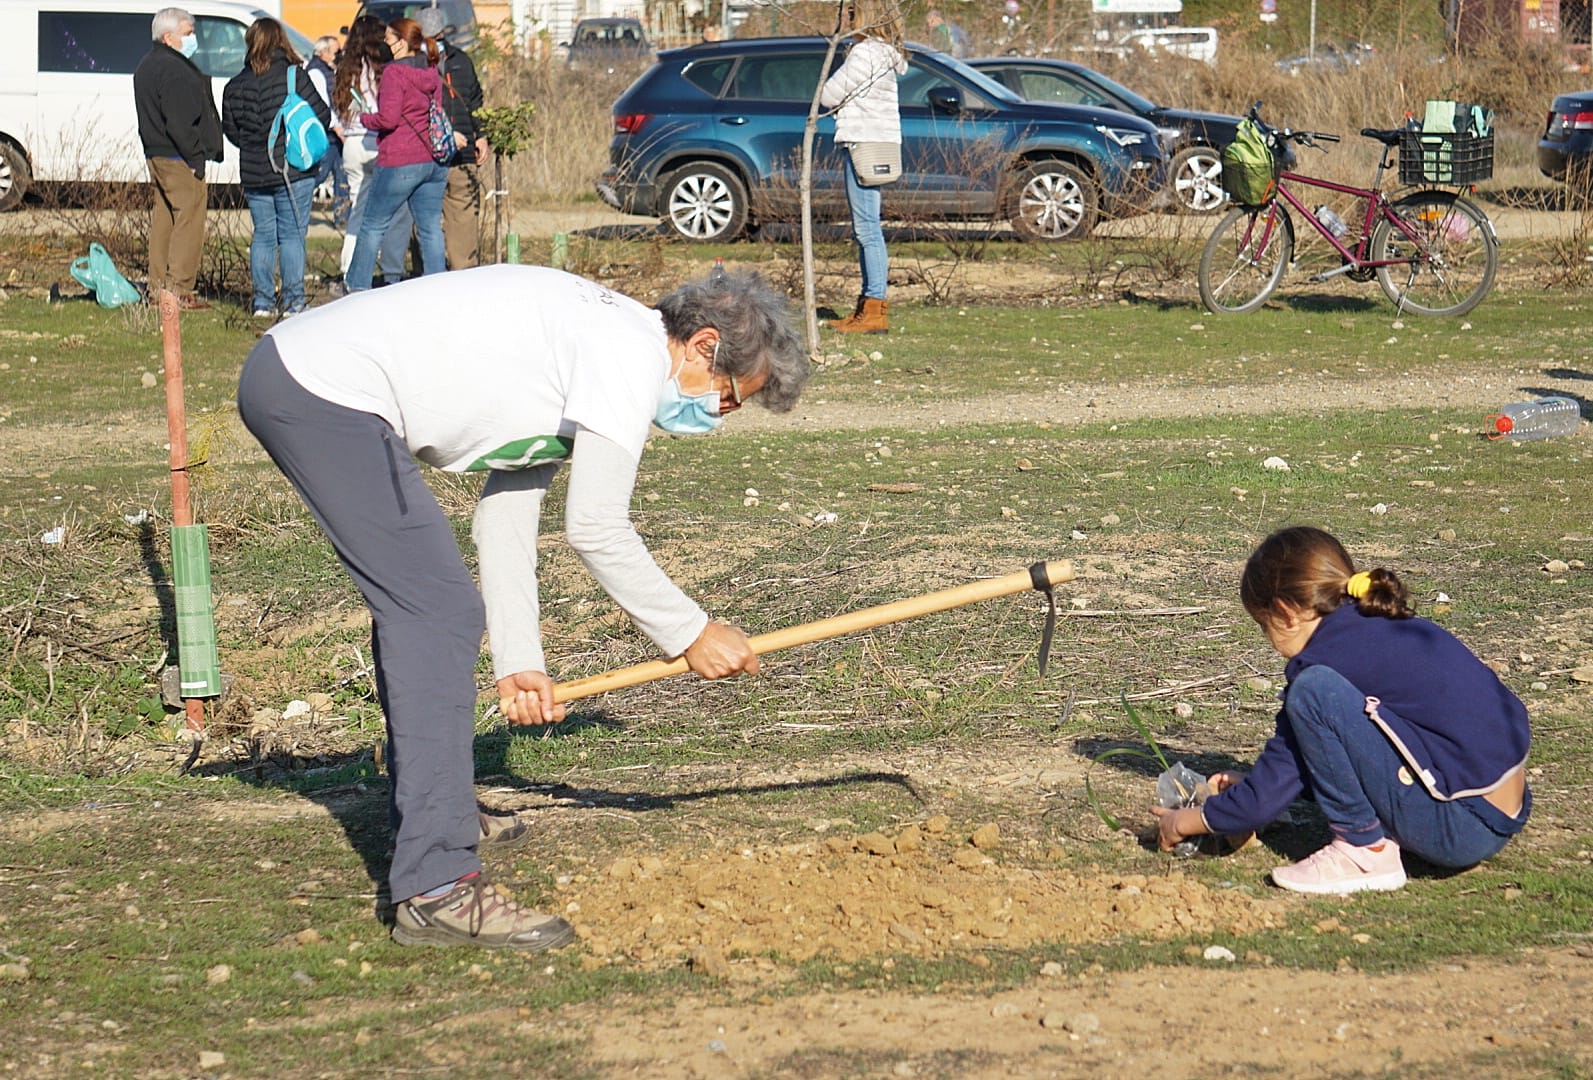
[1271,838,1407,895]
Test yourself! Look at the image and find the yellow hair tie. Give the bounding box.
[1346,571,1372,599]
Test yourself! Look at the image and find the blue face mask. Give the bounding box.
[179,33,199,58]
[653,355,722,435]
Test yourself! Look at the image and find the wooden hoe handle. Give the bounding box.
[527,560,1075,707]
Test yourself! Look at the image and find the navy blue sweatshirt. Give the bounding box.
[1201,602,1531,835]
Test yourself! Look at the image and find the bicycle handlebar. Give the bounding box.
[1246,101,1341,152]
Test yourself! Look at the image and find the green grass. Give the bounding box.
[1,236,1590,1074]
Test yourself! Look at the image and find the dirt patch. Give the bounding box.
[562,818,1277,969]
[574,945,1593,1078]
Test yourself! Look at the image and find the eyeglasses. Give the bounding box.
[720,372,743,414]
[711,339,743,414]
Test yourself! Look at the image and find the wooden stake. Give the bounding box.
[159,290,204,735]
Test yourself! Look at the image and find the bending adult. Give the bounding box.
[133,6,224,309]
[343,17,446,292]
[820,0,906,335]
[331,15,409,290]
[236,266,810,949]
[222,18,333,316]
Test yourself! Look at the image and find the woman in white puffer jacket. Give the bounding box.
[820,0,907,334]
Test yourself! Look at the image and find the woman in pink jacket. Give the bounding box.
[343,17,447,292]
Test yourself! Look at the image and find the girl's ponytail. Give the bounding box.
[1242,525,1417,622]
[1346,567,1414,620]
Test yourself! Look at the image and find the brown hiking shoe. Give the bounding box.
[392,873,574,951]
[479,810,530,852]
[830,296,889,334]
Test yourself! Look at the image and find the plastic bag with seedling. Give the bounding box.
[1085,695,1234,858]
[1155,761,1210,858]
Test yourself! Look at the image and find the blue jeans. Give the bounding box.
[244,177,316,313]
[1284,664,1529,868]
[345,161,447,292]
[843,152,888,300]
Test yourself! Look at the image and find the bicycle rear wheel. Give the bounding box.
[1198,204,1294,314]
[1370,192,1497,316]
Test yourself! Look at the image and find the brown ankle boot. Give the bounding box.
[829,296,889,334]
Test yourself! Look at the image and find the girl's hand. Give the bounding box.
[1207,769,1246,794]
[1149,805,1206,851]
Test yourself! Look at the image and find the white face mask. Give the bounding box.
[178,32,199,58]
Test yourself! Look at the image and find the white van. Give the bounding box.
[0,0,313,210]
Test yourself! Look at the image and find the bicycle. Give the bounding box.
[1197,104,1499,316]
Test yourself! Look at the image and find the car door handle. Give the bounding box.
[720,116,747,125]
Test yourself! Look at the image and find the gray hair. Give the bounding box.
[656,270,809,413]
[152,7,191,41]
[314,35,340,54]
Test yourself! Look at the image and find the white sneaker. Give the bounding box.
[1272,837,1406,895]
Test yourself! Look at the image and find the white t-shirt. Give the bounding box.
[267,265,670,471]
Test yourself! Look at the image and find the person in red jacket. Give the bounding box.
[343,18,447,292]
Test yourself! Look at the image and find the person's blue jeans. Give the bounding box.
[244,177,316,313]
[843,152,888,300]
[345,161,448,292]
[1283,664,1529,868]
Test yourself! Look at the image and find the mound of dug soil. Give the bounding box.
[560,817,1278,968]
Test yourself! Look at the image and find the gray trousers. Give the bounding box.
[237,340,483,902]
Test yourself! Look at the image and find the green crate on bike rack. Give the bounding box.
[1398,131,1493,185]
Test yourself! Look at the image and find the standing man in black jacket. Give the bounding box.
[415,6,488,269]
[134,7,224,309]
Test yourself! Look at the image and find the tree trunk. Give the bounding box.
[800,6,848,355]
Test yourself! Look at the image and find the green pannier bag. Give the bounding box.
[1220,119,1278,208]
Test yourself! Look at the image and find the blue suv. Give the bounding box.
[597,37,1169,242]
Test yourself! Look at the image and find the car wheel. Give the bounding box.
[0,141,31,213]
[662,162,749,242]
[1007,160,1098,241]
[1169,145,1225,214]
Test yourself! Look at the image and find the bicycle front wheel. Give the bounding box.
[1371,192,1497,316]
[1198,204,1294,314]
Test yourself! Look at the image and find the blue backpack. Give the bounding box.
[268,66,328,173]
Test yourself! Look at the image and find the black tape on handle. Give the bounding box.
[1028,561,1057,677]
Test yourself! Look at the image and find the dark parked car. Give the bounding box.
[968,56,1240,214]
[566,17,655,71]
[598,37,1168,243]
[353,0,478,50]
[1539,91,1593,186]
[1275,41,1376,75]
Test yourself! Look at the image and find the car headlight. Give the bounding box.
[1098,124,1150,148]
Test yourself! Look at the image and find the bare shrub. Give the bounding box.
[474,35,629,201]
[1542,159,1593,287]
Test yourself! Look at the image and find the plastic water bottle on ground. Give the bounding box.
[1486,396,1580,442]
[709,256,727,284]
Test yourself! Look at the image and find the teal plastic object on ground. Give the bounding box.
[69,243,142,308]
[170,524,221,697]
